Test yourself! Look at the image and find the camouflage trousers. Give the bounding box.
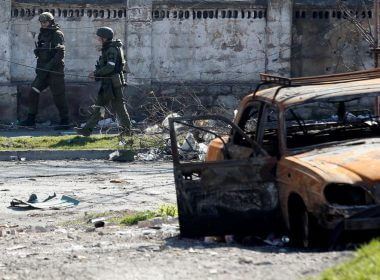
[28,72,69,120]
[82,83,131,132]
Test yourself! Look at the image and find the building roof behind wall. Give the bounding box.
[14,0,125,4]
[295,0,372,7]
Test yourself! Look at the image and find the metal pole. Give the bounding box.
[374,0,380,117]
[375,0,379,67]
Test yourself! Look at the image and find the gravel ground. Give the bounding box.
[0,160,352,280]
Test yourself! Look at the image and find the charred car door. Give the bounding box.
[169,115,281,238]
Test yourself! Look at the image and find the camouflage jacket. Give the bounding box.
[35,24,65,72]
[94,39,126,81]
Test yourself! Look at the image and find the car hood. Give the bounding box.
[289,139,380,183]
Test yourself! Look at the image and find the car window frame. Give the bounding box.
[233,100,265,145]
[257,103,282,158]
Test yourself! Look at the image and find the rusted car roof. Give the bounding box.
[241,77,380,109]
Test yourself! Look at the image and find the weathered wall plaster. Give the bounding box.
[0,0,12,84]
[291,1,373,76]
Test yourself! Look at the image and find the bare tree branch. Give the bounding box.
[337,0,375,47]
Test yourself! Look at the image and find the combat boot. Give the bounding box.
[54,118,71,130]
[18,114,36,127]
[74,127,92,137]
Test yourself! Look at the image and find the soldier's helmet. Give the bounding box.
[39,12,54,22]
[96,27,114,40]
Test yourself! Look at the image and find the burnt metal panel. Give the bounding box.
[174,158,282,237]
[169,115,282,238]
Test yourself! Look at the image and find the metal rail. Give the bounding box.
[260,68,380,87]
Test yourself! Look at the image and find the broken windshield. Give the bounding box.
[285,94,380,150]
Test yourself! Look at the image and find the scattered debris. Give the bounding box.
[135,148,169,161]
[109,179,124,184]
[144,113,183,135]
[178,132,209,161]
[145,124,162,135]
[72,255,87,260]
[0,224,20,238]
[94,221,105,228]
[109,150,135,162]
[98,118,118,129]
[238,257,253,264]
[0,224,18,229]
[254,261,273,266]
[8,156,27,161]
[10,193,79,210]
[260,234,290,247]
[162,113,183,131]
[6,245,27,251]
[90,217,106,224]
[209,269,218,274]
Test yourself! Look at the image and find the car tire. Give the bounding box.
[289,198,318,249]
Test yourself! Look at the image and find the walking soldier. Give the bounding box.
[74,26,131,136]
[19,12,70,129]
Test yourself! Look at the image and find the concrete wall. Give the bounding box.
[291,1,374,76]
[0,0,12,83]
[0,0,17,123]
[9,0,294,86]
[0,0,375,124]
[127,0,153,85]
[150,1,268,83]
[10,1,127,82]
[266,0,293,75]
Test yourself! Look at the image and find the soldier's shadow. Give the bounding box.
[50,136,98,148]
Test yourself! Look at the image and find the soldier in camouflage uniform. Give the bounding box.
[74,27,131,136]
[19,12,70,129]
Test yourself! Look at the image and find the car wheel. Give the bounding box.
[288,197,316,248]
[300,210,311,248]
[290,209,310,248]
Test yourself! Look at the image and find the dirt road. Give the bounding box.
[0,160,351,280]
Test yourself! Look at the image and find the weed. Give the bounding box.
[317,239,380,280]
[0,134,164,151]
[119,211,157,225]
[157,204,178,217]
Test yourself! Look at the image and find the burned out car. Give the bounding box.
[169,70,380,248]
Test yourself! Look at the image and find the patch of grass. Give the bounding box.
[115,204,178,226]
[157,204,178,217]
[59,205,178,228]
[0,134,164,150]
[318,239,380,280]
[118,210,157,225]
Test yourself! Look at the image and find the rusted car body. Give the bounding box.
[169,69,380,247]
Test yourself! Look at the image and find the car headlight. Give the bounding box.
[324,184,375,206]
